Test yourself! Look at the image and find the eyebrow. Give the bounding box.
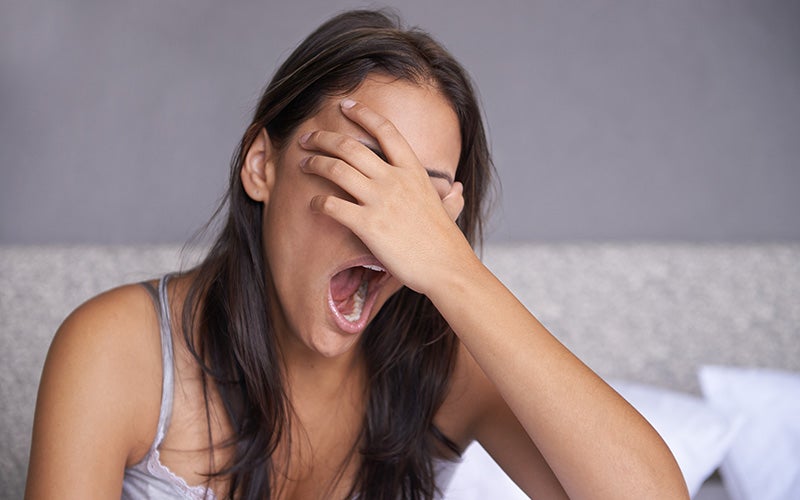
[363,143,454,185]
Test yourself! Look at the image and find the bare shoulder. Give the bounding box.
[54,282,161,358]
[26,283,163,498]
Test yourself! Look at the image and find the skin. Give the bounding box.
[25,74,689,499]
[244,75,462,364]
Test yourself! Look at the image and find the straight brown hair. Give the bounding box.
[181,9,494,499]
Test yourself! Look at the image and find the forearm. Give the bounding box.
[427,255,688,499]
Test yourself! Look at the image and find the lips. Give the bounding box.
[328,259,389,334]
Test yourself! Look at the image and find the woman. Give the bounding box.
[26,9,688,500]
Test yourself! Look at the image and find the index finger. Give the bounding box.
[339,99,421,170]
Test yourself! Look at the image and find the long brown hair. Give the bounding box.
[181,9,494,499]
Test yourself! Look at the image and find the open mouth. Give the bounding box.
[328,261,389,333]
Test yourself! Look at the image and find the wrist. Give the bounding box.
[422,241,485,304]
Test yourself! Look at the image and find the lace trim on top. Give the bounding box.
[143,447,216,499]
[126,275,460,499]
[124,275,217,499]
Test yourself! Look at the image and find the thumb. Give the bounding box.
[442,181,465,222]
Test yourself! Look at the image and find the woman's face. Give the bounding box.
[258,74,461,359]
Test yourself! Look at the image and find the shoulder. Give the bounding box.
[26,282,164,497]
[56,282,160,348]
[52,282,164,454]
[47,281,162,383]
[50,283,164,411]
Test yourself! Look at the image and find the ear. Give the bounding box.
[241,127,276,203]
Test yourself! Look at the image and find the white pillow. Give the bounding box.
[444,380,739,499]
[699,365,800,500]
[610,379,741,498]
[444,442,528,500]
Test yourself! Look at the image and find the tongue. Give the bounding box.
[330,267,364,302]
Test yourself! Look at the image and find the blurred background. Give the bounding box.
[1,0,798,245]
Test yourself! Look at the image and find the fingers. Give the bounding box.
[309,193,361,229]
[299,99,426,178]
[299,130,384,179]
[442,182,465,222]
[299,99,460,231]
[299,154,372,202]
[338,99,419,168]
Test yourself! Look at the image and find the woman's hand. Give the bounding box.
[297,98,476,295]
[297,98,689,500]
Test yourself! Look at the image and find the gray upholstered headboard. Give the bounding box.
[2,243,798,496]
[482,244,799,393]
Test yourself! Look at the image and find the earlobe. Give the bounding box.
[241,127,275,203]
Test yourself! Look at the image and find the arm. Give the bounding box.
[297,98,689,499]
[441,344,570,498]
[432,259,687,499]
[26,285,161,499]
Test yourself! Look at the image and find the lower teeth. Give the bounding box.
[343,280,368,322]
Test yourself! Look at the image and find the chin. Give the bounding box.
[306,328,363,358]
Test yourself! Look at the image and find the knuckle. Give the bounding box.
[326,159,343,177]
[375,118,396,137]
[334,135,358,154]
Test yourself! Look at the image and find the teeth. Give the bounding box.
[343,280,368,322]
[362,264,385,272]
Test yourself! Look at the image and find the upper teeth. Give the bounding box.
[362,264,385,272]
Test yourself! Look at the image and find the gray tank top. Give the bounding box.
[120,275,460,499]
[122,275,215,499]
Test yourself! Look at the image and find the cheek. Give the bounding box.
[265,169,315,230]
[261,168,348,272]
[261,177,314,283]
[272,159,349,212]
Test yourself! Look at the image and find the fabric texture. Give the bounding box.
[700,365,800,500]
[444,443,527,500]
[610,379,741,498]
[4,243,798,497]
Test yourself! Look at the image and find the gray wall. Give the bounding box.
[2,0,798,244]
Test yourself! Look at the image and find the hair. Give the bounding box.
[180,9,494,499]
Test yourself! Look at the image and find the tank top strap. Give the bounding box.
[140,274,176,451]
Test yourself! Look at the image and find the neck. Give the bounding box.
[269,314,366,407]
[284,338,366,401]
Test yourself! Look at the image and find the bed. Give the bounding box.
[2,243,798,498]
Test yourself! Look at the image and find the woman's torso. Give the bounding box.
[121,274,477,499]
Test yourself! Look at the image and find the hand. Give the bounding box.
[298,98,475,295]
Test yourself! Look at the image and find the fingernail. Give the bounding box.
[299,132,312,144]
[299,156,310,168]
[341,99,356,109]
